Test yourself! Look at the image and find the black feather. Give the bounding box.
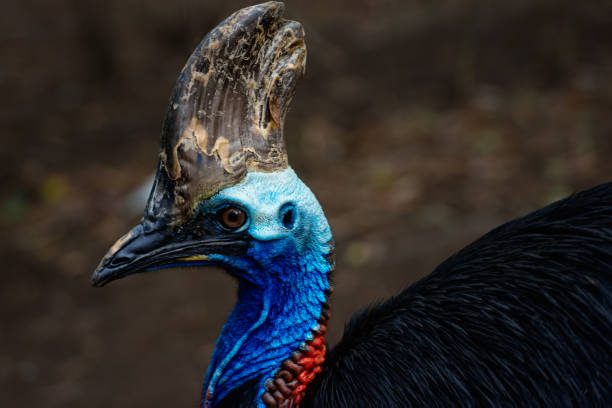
[304,183,612,407]
[216,376,260,408]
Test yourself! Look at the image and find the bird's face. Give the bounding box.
[91,168,332,287]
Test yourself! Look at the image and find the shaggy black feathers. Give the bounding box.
[304,183,612,407]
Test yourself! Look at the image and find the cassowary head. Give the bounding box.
[91,2,333,407]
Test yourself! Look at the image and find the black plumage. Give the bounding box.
[304,182,612,407]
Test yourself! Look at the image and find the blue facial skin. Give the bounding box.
[192,168,333,408]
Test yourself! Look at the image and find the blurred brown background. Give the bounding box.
[2,0,611,406]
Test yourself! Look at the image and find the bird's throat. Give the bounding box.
[202,245,335,408]
[261,300,331,407]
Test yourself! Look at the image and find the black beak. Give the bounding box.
[90,222,249,287]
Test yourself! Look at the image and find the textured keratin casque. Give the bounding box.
[148,1,306,230]
[92,2,612,408]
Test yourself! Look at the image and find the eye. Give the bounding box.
[217,207,247,230]
[280,205,296,229]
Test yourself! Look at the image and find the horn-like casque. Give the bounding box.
[145,1,305,230]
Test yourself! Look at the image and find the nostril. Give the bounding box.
[111,256,130,266]
[281,207,296,229]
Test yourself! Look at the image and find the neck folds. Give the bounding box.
[203,269,332,407]
[261,297,331,407]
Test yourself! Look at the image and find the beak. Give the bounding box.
[90,222,249,287]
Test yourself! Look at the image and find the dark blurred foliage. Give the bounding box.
[1,0,611,406]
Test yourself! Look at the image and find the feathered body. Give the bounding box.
[306,183,612,407]
[91,3,612,408]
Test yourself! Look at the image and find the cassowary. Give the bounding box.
[91,2,612,407]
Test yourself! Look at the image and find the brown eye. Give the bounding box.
[218,207,247,230]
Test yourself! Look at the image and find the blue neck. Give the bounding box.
[192,168,333,407]
[202,240,331,407]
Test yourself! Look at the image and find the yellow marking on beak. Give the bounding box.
[178,255,210,262]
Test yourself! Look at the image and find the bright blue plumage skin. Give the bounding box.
[196,168,333,407]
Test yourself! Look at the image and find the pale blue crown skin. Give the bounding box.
[196,168,333,407]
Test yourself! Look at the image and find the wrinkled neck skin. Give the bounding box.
[199,169,333,408]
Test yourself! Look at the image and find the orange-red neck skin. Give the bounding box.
[261,299,332,408]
